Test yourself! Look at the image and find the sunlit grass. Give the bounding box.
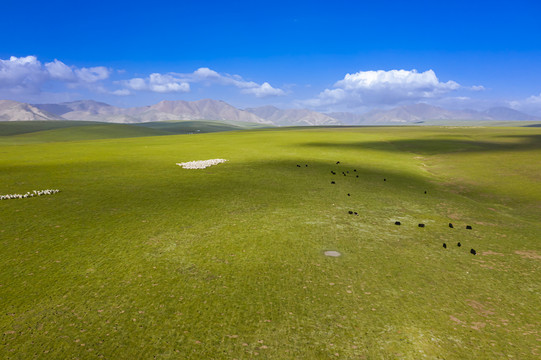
[1,126,539,359]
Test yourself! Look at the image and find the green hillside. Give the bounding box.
[0,120,273,145]
[0,120,106,136]
[0,126,539,359]
[135,119,271,134]
[0,123,170,145]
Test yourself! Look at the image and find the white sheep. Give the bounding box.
[176,159,228,169]
[1,189,60,200]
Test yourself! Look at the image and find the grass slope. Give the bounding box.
[419,120,541,127]
[0,124,170,145]
[0,121,107,136]
[136,119,271,134]
[0,126,540,359]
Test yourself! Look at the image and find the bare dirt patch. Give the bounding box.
[324,251,341,257]
[465,300,495,317]
[480,251,504,256]
[515,250,541,260]
[471,322,487,331]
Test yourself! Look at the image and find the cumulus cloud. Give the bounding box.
[182,67,284,97]
[471,85,485,91]
[241,82,286,97]
[305,69,461,109]
[0,55,111,95]
[74,66,111,83]
[0,56,48,93]
[121,73,190,93]
[508,92,541,116]
[120,67,284,97]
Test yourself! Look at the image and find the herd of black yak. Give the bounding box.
[297,161,478,256]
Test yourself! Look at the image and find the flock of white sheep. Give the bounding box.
[2,159,227,200]
[176,159,228,169]
[0,189,60,200]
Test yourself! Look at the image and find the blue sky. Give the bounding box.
[1,0,541,114]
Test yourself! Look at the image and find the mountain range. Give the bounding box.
[0,99,539,126]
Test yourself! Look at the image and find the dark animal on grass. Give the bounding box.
[424,191,427,194]
[443,243,447,248]
[305,164,308,167]
[395,221,401,225]
[348,211,353,215]
[384,178,386,181]
[470,248,477,255]
[331,171,336,175]
[466,225,472,230]
[336,161,340,164]
[331,181,335,184]
[457,242,461,247]
[347,193,350,196]
[418,223,425,228]
[449,223,454,228]
[356,175,359,178]
[354,212,358,215]
[354,169,357,172]
[297,165,301,167]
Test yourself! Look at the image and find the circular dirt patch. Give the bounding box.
[324,251,341,257]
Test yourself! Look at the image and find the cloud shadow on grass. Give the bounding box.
[299,134,541,155]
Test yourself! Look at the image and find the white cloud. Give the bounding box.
[44,59,75,81]
[0,55,111,95]
[121,67,284,97]
[188,67,285,96]
[121,73,190,93]
[471,85,485,91]
[508,92,541,116]
[0,56,48,93]
[74,66,111,83]
[111,89,131,96]
[241,82,286,97]
[306,69,461,109]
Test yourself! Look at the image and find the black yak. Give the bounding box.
[395,221,401,225]
[470,248,477,255]
[418,223,425,228]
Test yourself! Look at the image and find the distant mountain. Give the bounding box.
[0,100,63,121]
[245,105,340,126]
[146,99,270,124]
[482,107,540,121]
[34,99,271,124]
[328,104,540,124]
[3,99,539,126]
[35,100,139,123]
[326,112,366,125]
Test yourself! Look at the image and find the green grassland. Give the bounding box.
[0,120,272,145]
[0,125,540,359]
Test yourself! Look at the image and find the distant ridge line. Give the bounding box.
[0,99,539,126]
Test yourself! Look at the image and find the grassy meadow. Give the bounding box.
[0,123,540,359]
